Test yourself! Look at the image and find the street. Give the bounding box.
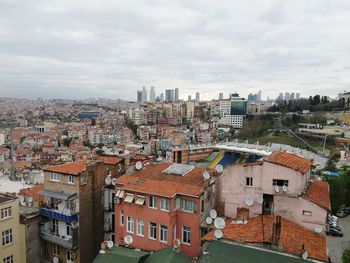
[327,216,350,263]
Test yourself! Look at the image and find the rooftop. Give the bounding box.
[19,184,44,202]
[264,151,313,174]
[44,160,88,175]
[304,180,330,210]
[0,193,16,204]
[92,246,149,263]
[96,156,124,165]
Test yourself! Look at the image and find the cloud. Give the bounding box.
[0,0,349,101]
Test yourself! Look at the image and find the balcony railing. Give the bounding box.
[40,208,78,223]
[40,229,78,249]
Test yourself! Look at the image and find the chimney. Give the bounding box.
[272,215,281,246]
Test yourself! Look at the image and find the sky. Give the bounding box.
[0,0,349,101]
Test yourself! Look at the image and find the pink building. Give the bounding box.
[217,151,330,233]
[114,162,217,258]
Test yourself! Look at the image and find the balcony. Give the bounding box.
[40,208,78,223]
[40,228,78,249]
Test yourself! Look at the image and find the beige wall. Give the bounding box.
[0,198,24,263]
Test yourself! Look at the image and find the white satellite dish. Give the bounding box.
[274,185,280,193]
[206,217,213,225]
[245,196,254,207]
[27,196,33,203]
[173,239,181,248]
[282,185,288,192]
[257,195,263,204]
[135,161,143,170]
[214,229,223,239]
[214,217,226,230]
[20,201,26,206]
[107,240,114,248]
[302,250,308,260]
[314,225,322,233]
[124,235,133,245]
[124,150,130,155]
[105,176,112,185]
[215,164,224,174]
[53,256,59,263]
[202,171,210,180]
[99,250,106,254]
[111,178,117,186]
[210,209,217,219]
[18,195,24,203]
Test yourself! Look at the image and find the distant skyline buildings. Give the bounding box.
[150,86,155,102]
[195,92,200,101]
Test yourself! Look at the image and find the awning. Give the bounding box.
[116,189,124,198]
[39,189,77,200]
[135,195,145,206]
[124,193,134,203]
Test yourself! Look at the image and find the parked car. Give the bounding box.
[327,227,344,237]
[336,210,348,218]
[329,223,342,231]
[329,214,339,222]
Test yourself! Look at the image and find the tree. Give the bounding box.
[63,138,72,147]
[342,249,350,263]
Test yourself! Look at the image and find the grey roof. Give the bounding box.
[39,189,77,200]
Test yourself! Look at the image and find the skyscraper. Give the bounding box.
[196,92,200,101]
[150,86,156,102]
[284,92,290,101]
[160,93,164,102]
[296,93,300,100]
[219,93,223,100]
[257,90,262,101]
[188,95,192,101]
[165,89,175,101]
[175,88,179,101]
[290,92,295,100]
[142,86,147,102]
[137,90,142,102]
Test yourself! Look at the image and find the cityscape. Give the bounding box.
[1,1,350,263]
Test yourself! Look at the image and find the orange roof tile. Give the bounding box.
[44,160,87,175]
[203,214,327,262]
[304,180,330,210]
[19,184,44,202]
[116,162,215,197]
[97,156,123,165]
[265,151,312,174]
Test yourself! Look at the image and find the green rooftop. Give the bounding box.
[145,247,192,263]
[92,246,149,263]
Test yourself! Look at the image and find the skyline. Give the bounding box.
[0,0,350,100]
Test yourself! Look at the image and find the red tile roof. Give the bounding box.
[19,184,44,202]
[304,180,330,210]
[116,162,214,198]
[44,160,87,175]
[97,156,123,165]
[203,214,327,262]
[265,151,312,174]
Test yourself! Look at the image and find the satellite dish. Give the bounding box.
[202,171,210,180]
[18,195,24,203]
[314,225,322,233]
[135,161,143,170]
[99,250,106,254]
[215,164,224,174]
[245,196,254,207]
[107,240,114,248]
[27,196,33,203]
[302,250,308,260]
[105,176,112,185]
[124,150,130,155]
[173,239,181,248]
[257,195,263,204]
[206,217,213,225]
[210,209,217,219]
[274,185,280,193]
[214,217,226,230]
[20,201,26,206]
[214,229,223,239]
[53,256,59,263]
[111,178,117,186]
[282,185,288,192]
[124,235,133,245]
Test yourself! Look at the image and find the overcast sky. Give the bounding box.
[0,0,349,101]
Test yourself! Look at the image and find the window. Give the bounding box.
[119,210,124,226]
[182,226,191,245]
[273,179,289,187]
[80,174,87,185]
[160,225,168,243]
[52,219,58,234]
[127,216,134,233]
[2,255,13,263]
[67,175,75,184]
[180,199,195,213]
[2,229,12,246]
[66,250,75,261]
[148,196,157,209]
[135,195,145,206]
[0,207,11,219]
[66,222,73,236]
[201,199,205,213]
[245,177,253,187]
[137,219,144,237]
[160,198,169,211]
[50,172,60,182]
[149,222,157,240]
[52,244,59,256]
[124,193,134,203]
[302,210,312,216]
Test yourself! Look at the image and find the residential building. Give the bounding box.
[0,193,23,263]
[40,160,108,263]
[216,151,330,233]
[114,163,218,258]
